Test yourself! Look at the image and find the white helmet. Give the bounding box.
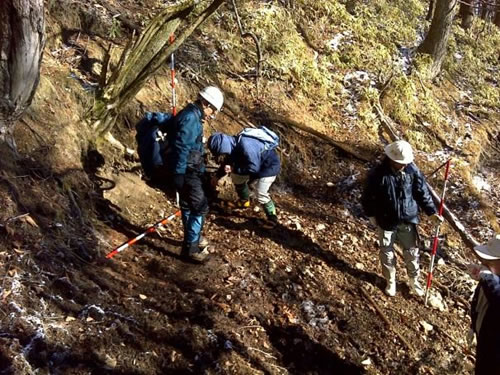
[199,86,224,111]
[384,140,414,164]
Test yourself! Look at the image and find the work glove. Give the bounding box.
[224,164,232,174]
[430,213,444,225]
[173,174,185,191]
[368,217,377,226]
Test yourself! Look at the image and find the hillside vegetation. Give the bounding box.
[0,0,499,374]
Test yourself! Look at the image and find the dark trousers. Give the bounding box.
[179,171,208,249]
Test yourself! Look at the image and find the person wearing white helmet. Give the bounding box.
[466,236,500,375]
[165,86,224,263]
[361,140,443,297]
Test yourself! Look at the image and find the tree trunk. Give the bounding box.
[459,0,475,30]
[91,0,226,140]
[426,0,435,21]
[0,0,45,140]
[495,0,500,27]
[418,0,458,79]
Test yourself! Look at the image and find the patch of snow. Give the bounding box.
[472,175,491,192]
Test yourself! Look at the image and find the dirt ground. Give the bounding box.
[2,135,496,374]
[1,0,499,374]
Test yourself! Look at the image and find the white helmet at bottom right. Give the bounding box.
[384,140,414,164]
[199,86,224,111]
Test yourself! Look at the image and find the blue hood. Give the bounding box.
[208,132,236,155]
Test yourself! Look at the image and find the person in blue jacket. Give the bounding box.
[361,140,443,297]
[467,237,500,375]
[165,86,224,263]
[207,129,280,225]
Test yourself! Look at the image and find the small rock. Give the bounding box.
[65,316,76,322]
[139,294,147,300]
[316,224,326,231]
[355,262,365,270]
[428,291,447,312]
[419,320,434,333]
[361,358,372,366]
[326,182,334,187]
[103,354,117,369]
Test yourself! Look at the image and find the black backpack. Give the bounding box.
[135,112,174,179]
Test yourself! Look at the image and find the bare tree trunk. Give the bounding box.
[418,0,458,79]
[426,0,436,21]
[495,0,500,27]
[90,0,226,141]
[459,0,475,29]
[0,0,45,142]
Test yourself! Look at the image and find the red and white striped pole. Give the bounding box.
[424,160,451,305]
[106,211,181,259]
[169,34,177,116]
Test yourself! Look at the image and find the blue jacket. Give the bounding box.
[232,136,280,178]
[471,273,500,375]
[361,158,436,230]
[166,103,205,174]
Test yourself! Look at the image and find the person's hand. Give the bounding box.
[173,174,185,191]
[430,213,444,225]
[466,263,490,281]
[368,217,377,226]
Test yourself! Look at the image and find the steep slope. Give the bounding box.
[0,0,499,374]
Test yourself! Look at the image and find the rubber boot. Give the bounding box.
[385,278,396,297]
[182,241,210,263]
[263,200,278,226]
[409,278,424,297]
[234,183,250,208]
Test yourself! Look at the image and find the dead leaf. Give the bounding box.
[7,269,17,277]
[23,215,39,228]
[1,290,12,301]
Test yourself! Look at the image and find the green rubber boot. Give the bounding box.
[263,200,278,225]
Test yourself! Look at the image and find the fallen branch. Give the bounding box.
[427,184,480,253]
[360,287,415,354]
[373,102,399,142]
[264,112,374,162]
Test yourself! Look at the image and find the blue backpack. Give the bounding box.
[237,126,279,152]
[135,112,174,179]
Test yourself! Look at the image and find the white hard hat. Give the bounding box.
[384,140,414,164]
[199,86,224,111]
[474,237,500,260]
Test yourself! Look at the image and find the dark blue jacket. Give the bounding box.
[232,136,280,178]
[166,103,205,175]
[361,158,436,230]
[471,273,500,375]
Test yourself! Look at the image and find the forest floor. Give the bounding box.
[1,0,499,374]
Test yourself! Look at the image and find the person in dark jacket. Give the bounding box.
[207,130,280,225]
[467,237,500,375]
[361,140,442,297]
[166,86,224,263]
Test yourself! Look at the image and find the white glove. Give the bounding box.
[368,217,377,226]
